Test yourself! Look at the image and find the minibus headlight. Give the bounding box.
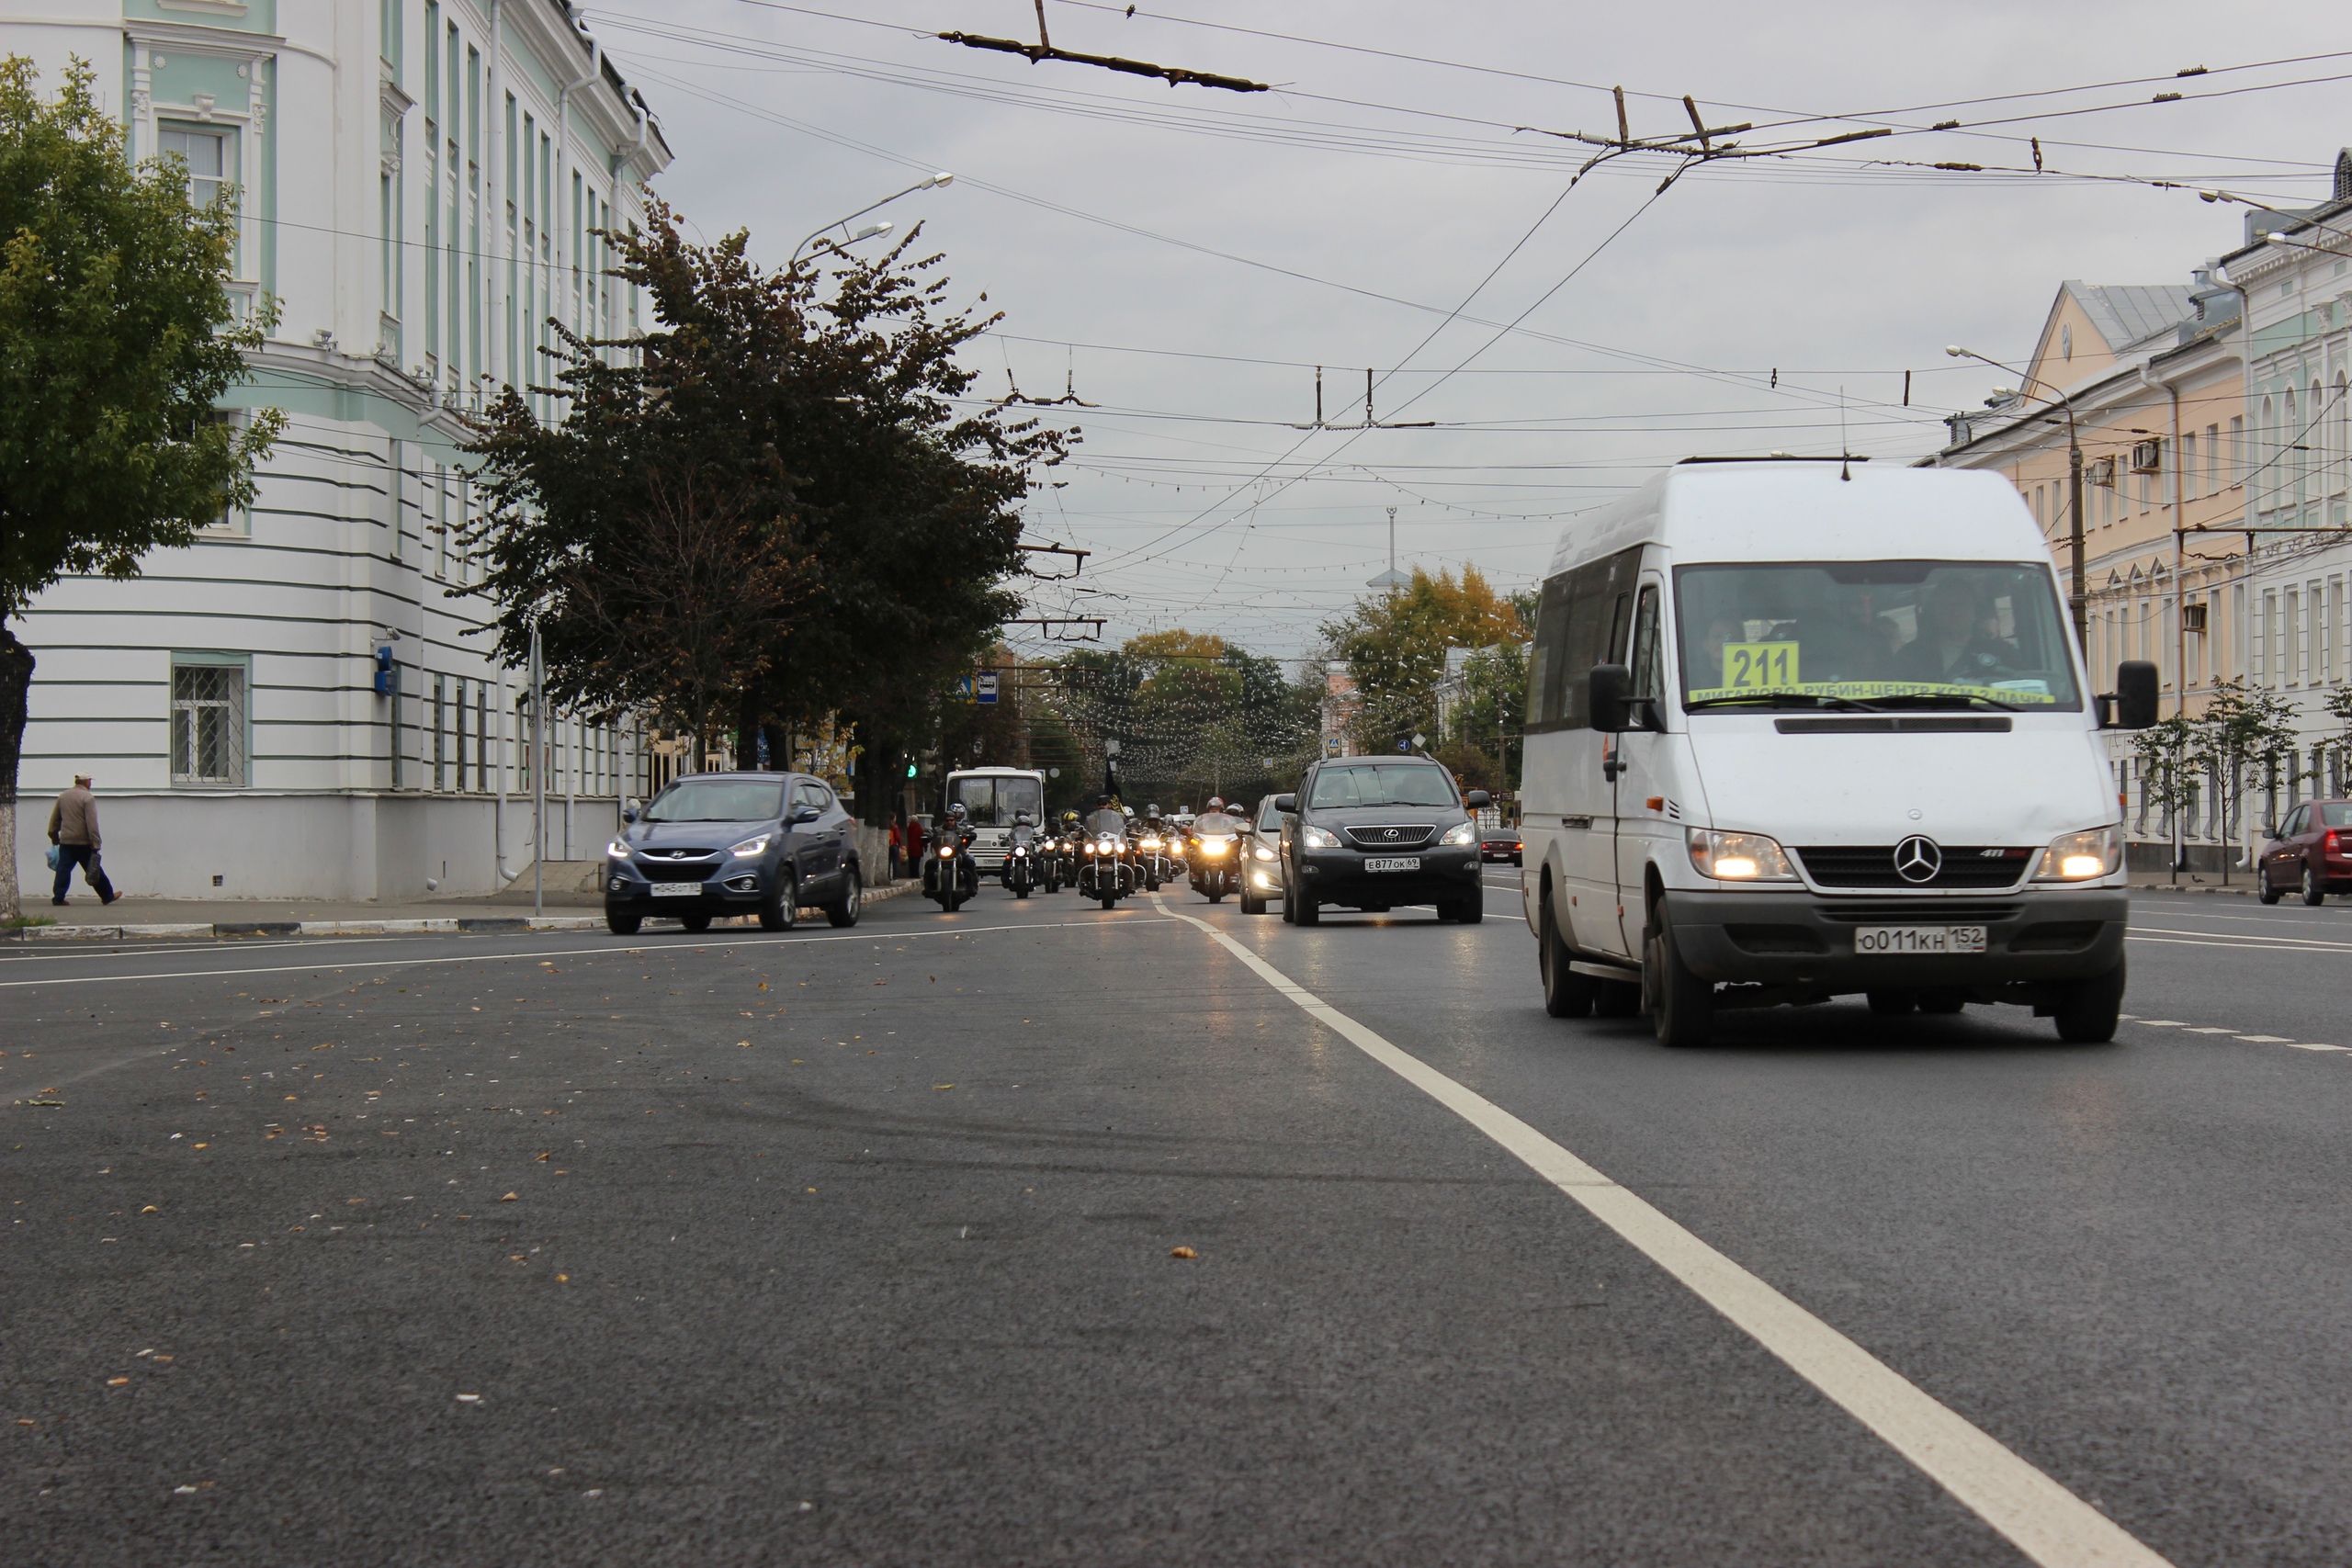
[1301,825,1341,850]
[1441,821,1478,846]
[1687,828,1796,882]
[2034,825,2122,882]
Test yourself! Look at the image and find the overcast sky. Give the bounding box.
[589,0,2346,664]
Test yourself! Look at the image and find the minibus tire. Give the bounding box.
[1645,911,1713,1047]
[1539,897,1595,1018]
[2052,960,2125,1043]
[1594,980,1643,1018]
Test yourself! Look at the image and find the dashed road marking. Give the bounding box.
[1153,894,2173,1568]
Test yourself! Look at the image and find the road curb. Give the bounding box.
[2133,883,2258,898]
[1,882,921,942]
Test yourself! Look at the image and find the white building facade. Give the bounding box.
[2227,157,2352,821]
[3,1,670,899]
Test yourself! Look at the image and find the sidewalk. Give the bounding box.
[2131,874,2258,897]
[6,875,920,941]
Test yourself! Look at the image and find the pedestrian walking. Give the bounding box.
[906,813,927,872]
[46,773,118,907]
[887,814,904,881]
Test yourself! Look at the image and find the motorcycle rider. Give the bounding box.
[1002,808,1041,897]
[1187,795,1244,902]
[923,799,979,910]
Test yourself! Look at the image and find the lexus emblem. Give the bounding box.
[1383,828,1401,840]
[1893,836,1942,884]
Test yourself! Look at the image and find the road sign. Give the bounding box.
[976,671,999,705]
[1324,738,1341,757]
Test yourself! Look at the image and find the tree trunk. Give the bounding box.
[0,626,35,920]
[736,687,763,771]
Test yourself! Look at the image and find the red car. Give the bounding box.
[2258,798,2352,905]
[1480,828,1522,865]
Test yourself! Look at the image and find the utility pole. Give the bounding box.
[528,622,544,918]
[2067,423,2087,653]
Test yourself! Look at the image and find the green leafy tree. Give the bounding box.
[0,57,279,915]
[2184,679,2301,883]
[464,203,1065,820]
[1322,565,1525,752]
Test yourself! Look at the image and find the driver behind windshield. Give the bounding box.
[1892,579,2020,684]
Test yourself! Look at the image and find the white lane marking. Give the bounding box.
[2131,926,2352,953]
[2233,1034,2295,1043]
[2182,1027,2238,1035]
[2283,1043,2350,1053]
[2132,1020,2187,1027]
[1149,896,2171,1568]
[0,916,1144,990]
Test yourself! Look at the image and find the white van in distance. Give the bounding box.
[1518,458,2158,1047]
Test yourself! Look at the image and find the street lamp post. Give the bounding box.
[1948,345,2087,652]
[788,172,955,273]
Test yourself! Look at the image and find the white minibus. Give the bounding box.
[1519,458,2157,1046]
[944,767,1047,874]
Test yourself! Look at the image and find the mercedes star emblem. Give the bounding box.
[1893,835,1942,884]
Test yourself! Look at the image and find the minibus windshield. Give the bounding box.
[950,775,1044,826]
[1675,560,2080,710]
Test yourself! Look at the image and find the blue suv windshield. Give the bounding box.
[646,779,786,823]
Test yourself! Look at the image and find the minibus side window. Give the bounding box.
[1629,586,1663,699]
[1528,545,1644,731]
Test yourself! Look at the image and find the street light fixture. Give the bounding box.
[789,172,955,271]
[1947,344,2088,654]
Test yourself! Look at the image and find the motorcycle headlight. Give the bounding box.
[939,843,955,857]
[1140,836,1162,850]
[1199,839,1231,855]
[1098,839,1118,854]
[2035,824,2122,882]
[1441,821,1477,846]
[1301,824,1340,850]
[1686,827,1796,882]
[729,834,771,858]
[606,839,631,859]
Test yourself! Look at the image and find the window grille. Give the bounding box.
[171,661,247,786]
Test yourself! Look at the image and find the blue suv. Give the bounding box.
[605,772,863,936]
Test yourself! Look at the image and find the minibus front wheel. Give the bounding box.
[1645,905,1714,1048]
[2052,959,2125,1043]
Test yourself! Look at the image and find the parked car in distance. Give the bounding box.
[2257,799,2352,905]
[604,771,863,936]
[1239,793,1288,915]
[1277,756,1488,925]
[1481,827,1522,865]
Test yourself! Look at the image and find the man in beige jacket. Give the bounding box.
[47,773,118,907]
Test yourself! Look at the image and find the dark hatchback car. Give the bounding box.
[1480,827,1522,865]
[2258,798,2352,906]
[605,772,863,936]
[1276,756,1488,925]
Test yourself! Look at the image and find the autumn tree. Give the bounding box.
[1321,565,1526,754]
[0,57,279,916]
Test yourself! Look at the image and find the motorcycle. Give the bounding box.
[1133,829,1176,892]
[1003,831,1039,898]
[922,825,980,911]
[1187,827,1241,902]
[1075,828,1137,909]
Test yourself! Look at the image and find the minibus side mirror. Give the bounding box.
[1272,793,1298,814]
[2110,660,2159,729]
[1464,790,1491,809]
[1588,664,1633,732]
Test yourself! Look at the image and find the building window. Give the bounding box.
[159,123,232,209]
[433,673,448,790]
[171,657,248,786]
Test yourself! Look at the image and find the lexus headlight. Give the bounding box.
[1687,827,1796,882]
[1301,824,1340,850]
[2035,825,2122,882]
[606,839,631,859]
[728,834,771,858]
[1441,821,1477,846]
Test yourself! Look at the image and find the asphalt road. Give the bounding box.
[4,880,2350,1565]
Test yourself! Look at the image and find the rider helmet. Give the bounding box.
[1205,796,1225,812]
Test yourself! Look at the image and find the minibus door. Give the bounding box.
[1613,581,1668,955]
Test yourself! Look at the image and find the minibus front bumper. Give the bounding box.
[1666,887,2129,989]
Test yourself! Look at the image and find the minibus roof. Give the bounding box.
[1544,460,2041,580]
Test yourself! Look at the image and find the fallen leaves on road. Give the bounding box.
[141,1205,157,1213]
[1170,1247,1197,1259]
[106,1377,129,1386]
[533,1152,548,1162]
[933,1084,955,1091]
[499,1192,517,1202]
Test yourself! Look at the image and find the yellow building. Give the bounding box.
[1935,275,2247,865]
